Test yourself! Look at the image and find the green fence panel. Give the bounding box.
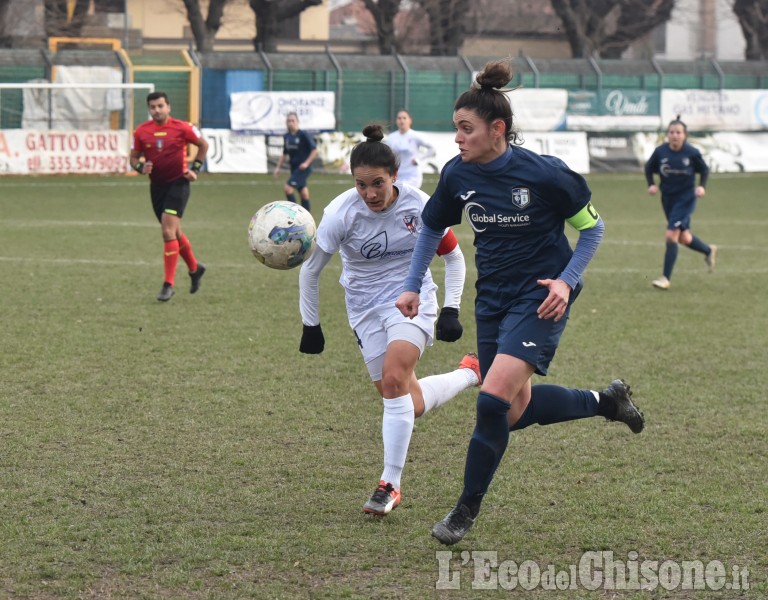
[132,71,191,128]
[0,66,47,129]
[723,74,763,89]
[272,69,335,92]
[539,72,599,89]
[601,74,649,89]
[406,71,472,131]
[337,70,405,133]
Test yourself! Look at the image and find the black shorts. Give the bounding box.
[151,178,191,222]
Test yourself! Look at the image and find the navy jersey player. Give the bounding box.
[273,112,318,213]
[645,115,715,290]
[395,59,645,545]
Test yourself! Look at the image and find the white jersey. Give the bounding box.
[316,182,437,324]
[385,130,436,188]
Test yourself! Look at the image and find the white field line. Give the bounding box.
[3,217,768,229]
[0,178,355,190]
[0,171,762,188]
[2,253,768,274]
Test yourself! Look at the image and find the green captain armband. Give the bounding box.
[566,202,600,231]
[190,160,203,174]
[132,162,144,174]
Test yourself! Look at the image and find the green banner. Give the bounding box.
[568,90,660,117]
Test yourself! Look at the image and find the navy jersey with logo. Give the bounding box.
[644,142,709,201]
[283,129,317,171]
[422,145,591,317]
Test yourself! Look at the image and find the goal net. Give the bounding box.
[0,80,154,131]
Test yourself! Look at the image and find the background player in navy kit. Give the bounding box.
[273,112,318,213]
[395,60,645,545]
[645,115,716,290]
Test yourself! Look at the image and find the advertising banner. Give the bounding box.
[587,134,645,172]
[587,132,768,173]
[203,129,267,173]
[311,131,590,175]
[568,89,660,117]
[0,130,128,174]
[229,91,336,134]
[661,89,768,131]
[506,89,568,132]
[635,131,768,172]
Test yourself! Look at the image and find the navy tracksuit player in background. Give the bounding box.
[645,115,716,290]
[272,112,318,213]
[396,59,646,545]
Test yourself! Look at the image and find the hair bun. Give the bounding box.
[361,123,384,143]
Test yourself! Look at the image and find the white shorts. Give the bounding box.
[351,290,438,381]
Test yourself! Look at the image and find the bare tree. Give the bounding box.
[347,0,430,54]
[0,0,12,47]
[248,0,323,52]
[416,0,470,56]
[43,0,90,38]
[362,0,403,54]
[182,0,232,52]
[732,0,768,59]
[550,0,675,58]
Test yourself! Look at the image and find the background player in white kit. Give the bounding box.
[298,124,481,516]
[385,109,436,189]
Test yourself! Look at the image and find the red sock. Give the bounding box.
[163,239,180,285]
[178,234,198,273]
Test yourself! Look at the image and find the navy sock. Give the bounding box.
[458,392,510,517]
[510,385,599,431]
[663,240,678,279]
[687,235,710,255]
[286,192,297,203]
[301,198,311,213]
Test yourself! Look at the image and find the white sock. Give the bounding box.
[380,394,415,488]
[419,368,477,415]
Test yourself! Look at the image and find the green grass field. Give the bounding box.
[1,171,766,599]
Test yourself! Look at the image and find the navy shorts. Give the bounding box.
[476,283,582,378]
[287,167,312,191]
[151,178,190,222]
[662,195,696,231]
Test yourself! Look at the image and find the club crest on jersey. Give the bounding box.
[511,187,530,209]
[403,215,419,234]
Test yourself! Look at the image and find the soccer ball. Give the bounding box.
[248,201,317,270]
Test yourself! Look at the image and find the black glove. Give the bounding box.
[300,324,325,354]
[435,307,463,342]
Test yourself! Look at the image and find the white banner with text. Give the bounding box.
[202,129,267,173]
[0,129,129,175]
[661,89,768,131]
[229,91,336,134]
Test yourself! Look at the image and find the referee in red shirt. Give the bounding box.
[131,91,209,302]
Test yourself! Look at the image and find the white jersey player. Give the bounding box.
[298,124,481,517]
[385,109,436,189]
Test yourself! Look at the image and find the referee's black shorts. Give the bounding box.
[151,178,191,221]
